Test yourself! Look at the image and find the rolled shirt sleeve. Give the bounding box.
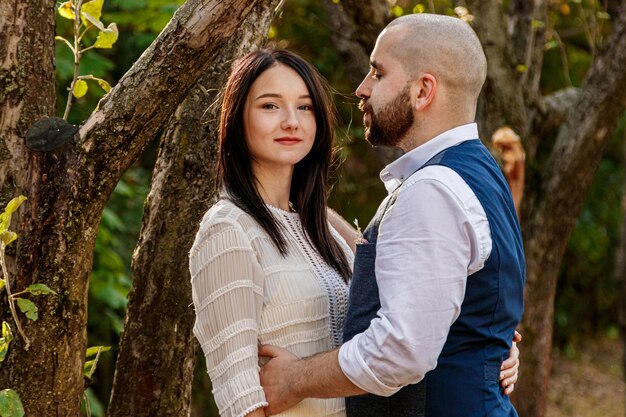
[339,165,491,396]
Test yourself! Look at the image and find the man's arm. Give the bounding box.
[259,346,365,415]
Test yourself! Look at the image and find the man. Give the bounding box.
[259,13,525,417]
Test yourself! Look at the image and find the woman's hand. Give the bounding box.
[500,330,522,395]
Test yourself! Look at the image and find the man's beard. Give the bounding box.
[361,85,414,147]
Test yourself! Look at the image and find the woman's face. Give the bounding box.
[243,63,316,173]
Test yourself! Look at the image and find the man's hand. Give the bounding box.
[259,344,304,416]
[500,330,522,395]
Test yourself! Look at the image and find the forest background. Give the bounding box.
[1,0,625,416]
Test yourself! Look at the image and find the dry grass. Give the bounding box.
[547,338,625,417]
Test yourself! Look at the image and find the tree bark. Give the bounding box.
[616,130,626,417]
[0,0,56,231]
[107,1,280,415]
[0,1,264,415]
[321,0,402,165]
[515,5,626,417]
[467,0,528,142]
[0,0,56,405]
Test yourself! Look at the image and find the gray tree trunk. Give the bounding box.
[107,1,281,416]
[0,1,266,415]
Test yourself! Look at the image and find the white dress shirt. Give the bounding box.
[338,123,492,396]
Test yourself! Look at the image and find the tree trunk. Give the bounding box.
[0,0,57,405]
[0,0,56,232]
[615,130,626,417]
[0,1,265,415]
[514,5,626,417]
[320,0,402,165]
[107,1,280,415]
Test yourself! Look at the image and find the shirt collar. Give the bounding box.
[380,123,479,193]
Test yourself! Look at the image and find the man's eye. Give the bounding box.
[373,72,382,79]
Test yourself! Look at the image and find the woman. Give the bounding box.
[189,49,519,417]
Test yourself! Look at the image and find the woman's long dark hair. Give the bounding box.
[217,49,351,281]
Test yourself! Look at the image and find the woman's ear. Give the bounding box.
[411,73,437,111]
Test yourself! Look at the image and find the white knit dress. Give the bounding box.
[190,199,353,417]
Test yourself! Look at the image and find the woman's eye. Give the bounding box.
[262,103,278,110]
[299,104,313,111]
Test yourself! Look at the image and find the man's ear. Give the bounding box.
[411,73,437,111]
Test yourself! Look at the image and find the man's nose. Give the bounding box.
[356,77,371,99]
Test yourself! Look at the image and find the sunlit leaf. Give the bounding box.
[0,280,5,292]
[16,299,38,321]
[545,40,560,50]
[73,79,88,98]
[531,19,545,28]
[25,283,57,296]
[596,11,610,20]
[3,196,27,218]
[0,196,26,233]
[94,23,119,49]
[0,231,17,246]
[84,359,95,377]
[86,345,111,358]
[81,12,105,31]
[516,64,528,73]
[58,1,75,20]
[81,0,104,26]
[268,26,277,39]
[0,322,13,363]
[391,5,404,17]
[0,389,24,417]
[560,4,571,15]
[413,4,425,14]
[96,78,112,92]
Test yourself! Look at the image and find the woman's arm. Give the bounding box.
[190,219,267,417]
[326,207,357,253]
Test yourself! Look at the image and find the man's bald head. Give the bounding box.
[382,14,487,103]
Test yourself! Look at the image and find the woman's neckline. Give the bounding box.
[265,202,299,216]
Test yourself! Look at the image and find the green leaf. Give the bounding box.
[0,322,13,363]
[73,79,88,98]
[1,322,12,341]
[0,196,27,232]
[413,4,425,14]
[545,40,560,50]
[94,23,119,49]
[58,1,75,20]
[96,78,111,93]
[15,299,38,322]
[84,359,96,377]
[81,12,105,31]
[81,0,104,26]
[86,345,111,358]
[25,284,57,296]
[516,64,528,73]
[391,5,404,17]
[0,389,24,417]
[531,19,545,28]
[0,231,17,246]
[0,280,4,292]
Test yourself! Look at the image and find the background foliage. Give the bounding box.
[53,0,625,414]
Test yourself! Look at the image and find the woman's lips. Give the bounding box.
[275,137,302,145]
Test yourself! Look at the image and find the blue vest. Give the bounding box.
[343,139,525,417]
